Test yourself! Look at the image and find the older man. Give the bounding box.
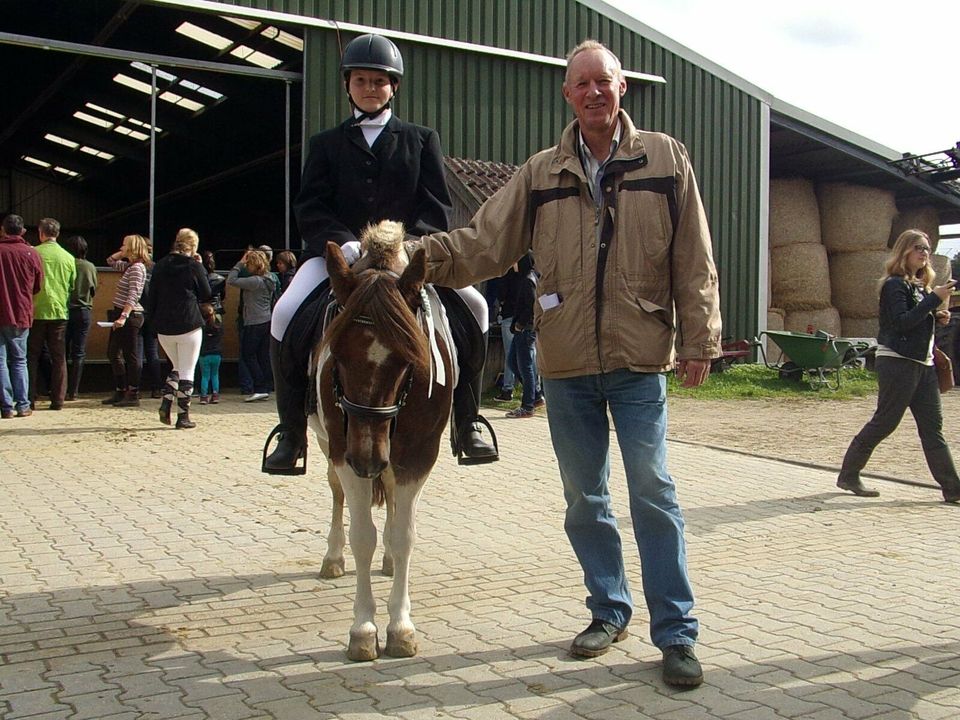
[0,214,44,418]
[28,217,76,410]
[410,40,721,686]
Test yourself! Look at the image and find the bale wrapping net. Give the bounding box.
[771,243,832,310]
[818,182,897,253]
[829,250,887,318]
[770,178,821,248]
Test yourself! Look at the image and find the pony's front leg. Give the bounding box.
[384,479,425,658]
[320,464,346,578]
[381,493,394,577]
[340,468,380,661]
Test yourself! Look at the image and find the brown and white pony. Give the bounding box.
[309,222,454,661]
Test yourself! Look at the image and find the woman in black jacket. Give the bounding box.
[837,229,960,502]
[143,228,211,428]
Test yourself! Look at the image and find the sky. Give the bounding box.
[604,0,960,254]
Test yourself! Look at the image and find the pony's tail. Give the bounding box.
[372,477,386,508]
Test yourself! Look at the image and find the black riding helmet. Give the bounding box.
[341,34,403,120]
[341,34,404,81]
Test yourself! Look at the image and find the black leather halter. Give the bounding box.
[330,312,415,438]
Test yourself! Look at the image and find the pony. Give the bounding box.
[309,221,455,661]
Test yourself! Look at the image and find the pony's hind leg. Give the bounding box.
[384,478,426,658]
[320,465,346,579]
[340,467,380,661]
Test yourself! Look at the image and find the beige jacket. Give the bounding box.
[416,110,722,379]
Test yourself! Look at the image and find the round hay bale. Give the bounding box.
[829,250,887,318]
[931,253,952,285]
[770,178,821,248]
[841,316,879,339]
[817,182,897,253]
[889,205,941,251]
[771,243,832,310]
[784,307,842,337]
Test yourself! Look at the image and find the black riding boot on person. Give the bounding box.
[176,379,195,429]
[159,371,179,425]
[262,337,308,475]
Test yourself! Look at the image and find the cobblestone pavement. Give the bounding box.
[2,393,959,719]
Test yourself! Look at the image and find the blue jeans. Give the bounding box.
[241,322,272,394]
[543,369,697,649]
[199,354,221,395]
[508,327,538,409]
[0,326,30,412]
[499,316,516,391]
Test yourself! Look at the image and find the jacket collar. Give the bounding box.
[551,109,647,178]
[343,113,401,155]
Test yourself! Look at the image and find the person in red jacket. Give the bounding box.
[0,214,44,418]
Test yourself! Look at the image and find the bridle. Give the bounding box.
[328,307,417,439]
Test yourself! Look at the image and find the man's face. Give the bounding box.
[562,49,626,135]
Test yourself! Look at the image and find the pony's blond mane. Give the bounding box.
[354,220,409,274]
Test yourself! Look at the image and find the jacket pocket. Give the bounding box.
[535,279,589,375]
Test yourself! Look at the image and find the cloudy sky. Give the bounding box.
[604,0,960,250]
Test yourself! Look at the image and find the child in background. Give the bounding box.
[198,303,223,404]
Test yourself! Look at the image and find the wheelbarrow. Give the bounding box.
[755,329,873,390]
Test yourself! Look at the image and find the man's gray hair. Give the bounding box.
[2,214,25,236]
[564,40,623,83]
[39,217,61,238]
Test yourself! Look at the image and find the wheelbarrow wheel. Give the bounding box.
[779,361,803,383]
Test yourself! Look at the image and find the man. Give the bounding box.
[0,214,44,418]
[410,40,721,687]
[28,217,76,410]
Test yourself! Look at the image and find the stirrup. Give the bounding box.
[454,414,499,466]
[261,423,307,476]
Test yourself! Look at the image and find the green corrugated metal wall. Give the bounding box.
[190,0,761,342]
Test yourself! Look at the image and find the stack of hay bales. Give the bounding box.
[889,205,940,251]
[819,182,898,339]
[769,178,839,336]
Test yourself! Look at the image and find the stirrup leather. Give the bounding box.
[262,423,308,476]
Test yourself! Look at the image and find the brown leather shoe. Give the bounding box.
[16,408,33,418]
[569,619,628,658]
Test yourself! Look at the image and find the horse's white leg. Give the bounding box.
[340,467,379,661]
[320,464,346,579]
[381,493,394,577]
[384,478,425,658]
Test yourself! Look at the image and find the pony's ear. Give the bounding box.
[397,247,427,307]
[327,242,356,304]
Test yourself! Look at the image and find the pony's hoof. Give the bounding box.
[347,630,380,661]
[385,628,417,657]
[381,555,394,577]
[319,558,345,579]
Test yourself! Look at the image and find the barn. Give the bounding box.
[3,0,959,368]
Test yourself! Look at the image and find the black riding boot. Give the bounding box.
[451,368,499,465]
[175,379,196,429]
[262,337,308,475]
[836,437,879,497]
[924,444,960,502]
[159,371,179,426]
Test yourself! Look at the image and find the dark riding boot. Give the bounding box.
[102,376,125,405]
[114,387,141,407]
[836,437,879,497]
[451,368,499,465]
[924,445,960,502]
[175,379,196,429]
[159,371,179,426]
[66,359,84,399]
[262,337,308,475]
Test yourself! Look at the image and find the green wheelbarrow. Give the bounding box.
[755,329,873,391]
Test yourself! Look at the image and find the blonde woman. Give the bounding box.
[227,249,277,402]
[143,228,211,428]
[838,229,960,502]
[102,234,151,407]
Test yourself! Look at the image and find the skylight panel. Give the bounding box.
[222,16,259,30]
[230,45,281,69]
[131,61,177,83]
[80,146,115,160]
[22,155,51,168]
[74,110,113,128]
[114,73,153,95]
[53,166,80,177]
[85,102,123,119]
[128,118,162,133]
[176,21,231,50]
[113,126,150,142]
[44,134,79,149]
[262,26,303,51]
